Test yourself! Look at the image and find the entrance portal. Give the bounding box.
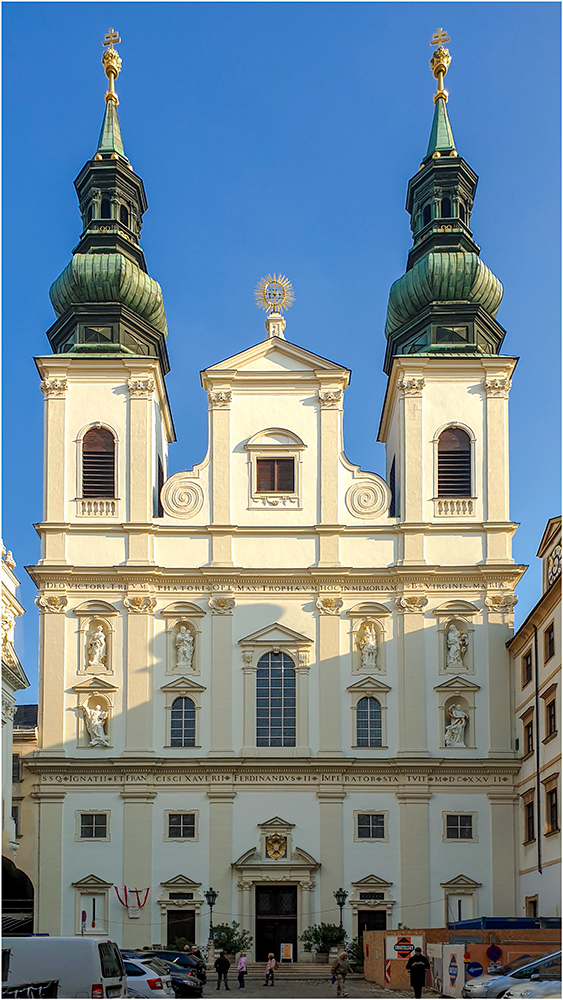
[167,909,195,946]
[357,909,386,960]
[255,885,297,962]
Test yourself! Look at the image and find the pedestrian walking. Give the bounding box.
[330,951,350,998]
[237,952,247,990]
[191,945,203,960]
[264,953,276,986]
[406,947,430,999]
[215,950,231,990]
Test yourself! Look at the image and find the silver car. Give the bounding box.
[461,952,561,999]
[504,981,563,998]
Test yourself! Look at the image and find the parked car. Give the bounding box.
[462,951,561,999]
[122,956,174,998]
[504,982,563,998]
[149,951,206,985]
[121,954,203,999]
[3,936,126,998]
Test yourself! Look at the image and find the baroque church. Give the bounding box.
[27,30,525,956]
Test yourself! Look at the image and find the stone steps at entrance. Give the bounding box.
[242,963,363,981]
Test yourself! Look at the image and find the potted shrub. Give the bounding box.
[212,921,253,963]
[299,923,346,963]
[346,937,363,973]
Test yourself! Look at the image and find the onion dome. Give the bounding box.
[46,30,170,373]
[383,30,506,375]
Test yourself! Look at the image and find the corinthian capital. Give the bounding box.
[40,378,68,397]
[483,377,511,398]
[395,595,428,613]
[124,596,157,614]
[208,390,232,408]
[127,377,156,397]
[35,594,68,613]
[397,377,425,397]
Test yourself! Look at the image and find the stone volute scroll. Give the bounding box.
[160,472,205,519]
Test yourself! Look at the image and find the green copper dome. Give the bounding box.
[385,251,503,338]
[50,253,168,336]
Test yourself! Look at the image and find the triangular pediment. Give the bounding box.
[203,337,349,378]
[351,873,393,889]
[160,676,206,693]
[347,676,391,693]
[72,873,113,890]
[537,516,561,558]
[434,676,480,692]
[292,847,321,868]
[72,676,118,693]
[239,623,312,647]
[258,816,295,831]
[161,874,202,890]
[440,873,482,889]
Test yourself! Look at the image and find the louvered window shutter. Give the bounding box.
[82,428,115,497]
[257,460,275,492]
[275,459,294,492]
[256,459,295,492]
[437,428,471,497]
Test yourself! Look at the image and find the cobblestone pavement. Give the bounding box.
[206,982,439,999]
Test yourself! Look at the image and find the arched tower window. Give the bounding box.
[100,199,111,219]
[119,205,129,227]
[438,427,471,497]
[82,428,115,498]
[87,205,93,223]
[356,696,382,747]
[441,197,452,218]
[423,204,432,226]
[459,203,466,223]
[170,697,196,747]
[256,651,296,747]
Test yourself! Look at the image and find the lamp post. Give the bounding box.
[333,887,348,930]
[204,887,219,941]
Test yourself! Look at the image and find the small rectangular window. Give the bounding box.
[546,788,558,833]
[446,814,473,840]
[357,813,385,839]
[524,720,534,755]
[388,458,397,518]
[544,623,555,662]
[522,650,533,687]
[546,699,557,736]
[256,459,295,493]
[12,754,21,783]
[11,805,20,837]
[168,813,196,839]
[80,813,107,839]
[524,800,535,843]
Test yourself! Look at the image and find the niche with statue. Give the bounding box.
[73,677,117,748]
[434,601,478,674]
[347,603,391,674]
[160,602,206,674]
[73,601,118,674]
[434,676,480,750]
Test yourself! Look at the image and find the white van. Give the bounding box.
[3,936,126,998]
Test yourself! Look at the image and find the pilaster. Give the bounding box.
[317,598,343,757]
[396,787,432,926]
[208,390,233,566]
[395,597,429,757]
[487,790,518,915]
[207,789,236,924]
[40,377,68,525]
[208,598,234,756]
[121,788,156,948]
[33,788,66,935]
[124,596,156,756]
[485,595,518,757]
[317,788,345,919]
[127,376,154,528]
[317,388,342,566]
[36,597,67,755]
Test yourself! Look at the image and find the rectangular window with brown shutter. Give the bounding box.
[256,458,295,492]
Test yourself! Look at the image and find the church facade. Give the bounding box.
[27,33,526,955]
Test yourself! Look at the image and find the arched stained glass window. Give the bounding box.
[256,652,296,747]
[437,427,471,497]
[356,696,382,747]
[170,696,196,747]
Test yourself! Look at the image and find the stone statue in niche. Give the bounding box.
[358,623,378,669]
[88,625,107,668]
[445,623,468,669]
[81,703,110,747]
[444,704,469,747]
[175,625,194,668]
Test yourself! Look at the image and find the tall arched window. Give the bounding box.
[119,205,129,227]
[100,199,111,219]
[459,203,466,223]
[170,697,196,746]
[438,427,471,497]
[441,197,452,218]
[356,697,382,747]
[256,651,296,747]
[423,204,432,226]
[82,428,115,498]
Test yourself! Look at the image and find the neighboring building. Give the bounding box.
[508,517,561,917]
[12,706,39,898]
[1,544,32,933]
[27,34,528,952]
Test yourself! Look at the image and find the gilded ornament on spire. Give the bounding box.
[430,27,451,104]
[102,28,122,105]
[254,274,295,314]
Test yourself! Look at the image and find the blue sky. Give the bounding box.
[3,2,561,702]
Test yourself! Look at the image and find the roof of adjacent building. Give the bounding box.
[14,704,38,729]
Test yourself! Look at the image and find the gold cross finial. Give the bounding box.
[101,28,122,105]
[430,27,450,47]
[103,28,121,50]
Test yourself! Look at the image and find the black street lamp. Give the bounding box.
[204,887,219,940]
[333,887,348,929]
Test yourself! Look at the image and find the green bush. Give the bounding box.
[346,937,363,967]
[212,921,253,954]
[299,923,346,953]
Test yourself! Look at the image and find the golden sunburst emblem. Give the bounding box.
[254,274,295,314]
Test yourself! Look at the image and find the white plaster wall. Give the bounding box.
[155,536,210,567]
[339,536,396,568]
[233,536,317,568]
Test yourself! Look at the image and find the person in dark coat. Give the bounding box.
[214,951,231,990]
[406,947,430,999]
